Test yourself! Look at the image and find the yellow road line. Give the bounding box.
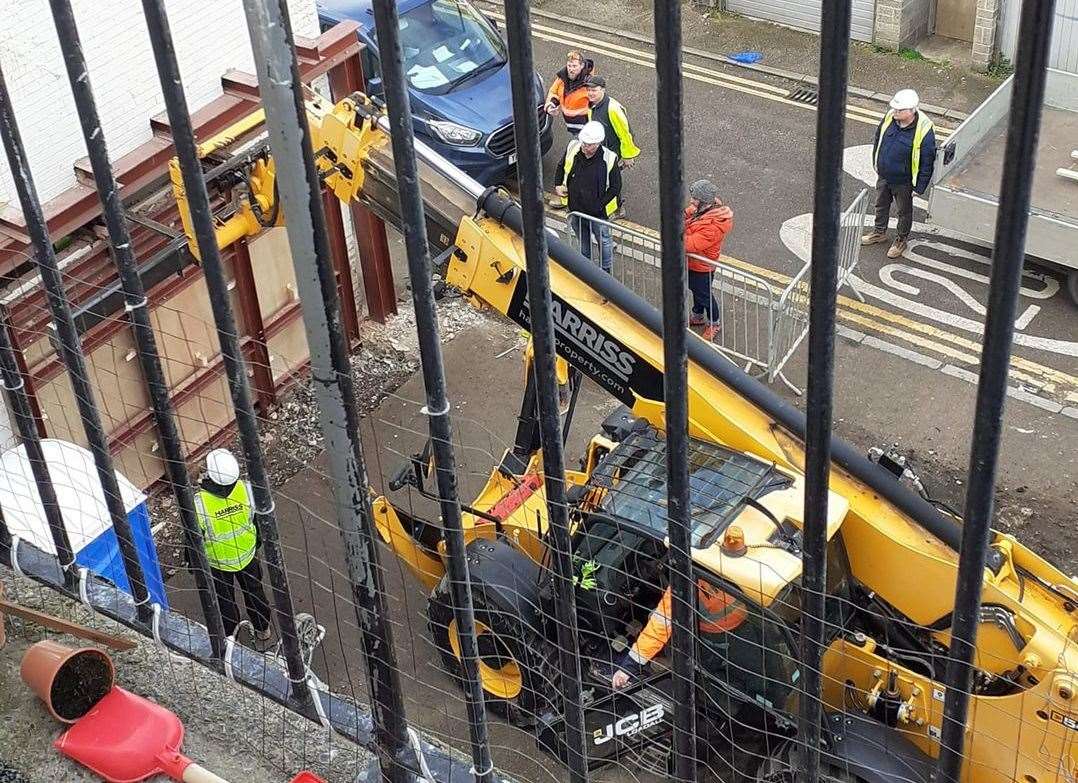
[718,255,1076,394]
[611,218,1075,395]
[489,9,952,138]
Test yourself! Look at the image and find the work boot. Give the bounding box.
[702,324,721,342]
[546,194,567,210]
[861,230,888,245]
[887,238,908,259]
[689,312,707,327]
[253,626,274,650]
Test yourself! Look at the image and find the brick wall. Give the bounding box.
[0,0,319,210]
[875,0,933,48]
[972,0,1002,69]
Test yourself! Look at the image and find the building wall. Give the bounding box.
[875,0,933,48]
[972,0,1002,69]
[0,0,319,211]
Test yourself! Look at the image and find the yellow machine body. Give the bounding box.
[170,93,1078,783]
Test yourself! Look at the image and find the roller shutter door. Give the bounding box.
[725,0,877,43]
[1001,0,1078,75]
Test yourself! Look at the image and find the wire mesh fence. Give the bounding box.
[0,2,1073,783]
[560,188,867,395]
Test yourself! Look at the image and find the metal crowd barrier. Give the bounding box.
[563,188,866,394]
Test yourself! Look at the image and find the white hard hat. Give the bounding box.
[889,89,920,111]
[578,121,606,145]
[206,448,240,485]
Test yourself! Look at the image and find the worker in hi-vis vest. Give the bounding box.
[593,579,747,688]
[862,88,937,261]
[195,448,272,642]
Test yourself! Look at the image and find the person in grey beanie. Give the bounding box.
[684,179,733,342]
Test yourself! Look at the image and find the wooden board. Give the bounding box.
[936,0,977,42]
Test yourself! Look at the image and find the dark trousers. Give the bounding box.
[874,177,914,240]
[211,556,271,636]
[688,269,720,323]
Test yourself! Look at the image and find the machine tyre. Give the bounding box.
[428,574,560,727]
[755,745,858,783]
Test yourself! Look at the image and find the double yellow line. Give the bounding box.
[484,8,953,139]
[608,217,1076,401]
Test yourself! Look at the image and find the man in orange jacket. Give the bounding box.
[593,579,747,688]
[545,50,595,138]
[685,179,733,343]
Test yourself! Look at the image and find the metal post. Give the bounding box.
[653,3,697,782]
[365,1,495,780]
[0,62,152,623]
[0,306,75,585]
[232,238,278,412]
[500,4,589,780]
[800,1,853,779]
[47,0,227,660]
[240,0,416,777]
[935,2,1057,781]
[327,55,398,325]
[140,0,310,694]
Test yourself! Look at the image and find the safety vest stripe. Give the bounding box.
[561,140,619,216]
[874,111,934,185]
[197,482,257,572]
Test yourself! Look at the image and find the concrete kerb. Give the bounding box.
[497,0,970,124]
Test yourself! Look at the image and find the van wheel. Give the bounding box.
[427,574,560,727]
[1066,270,1078,307]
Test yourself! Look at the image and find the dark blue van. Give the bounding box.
[318,0,554,185]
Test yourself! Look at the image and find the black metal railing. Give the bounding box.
[0,0,1062,781]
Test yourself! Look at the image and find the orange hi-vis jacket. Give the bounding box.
[628,580,747,664]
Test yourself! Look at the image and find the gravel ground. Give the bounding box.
[150,295,488,576]
[0,572,375,783]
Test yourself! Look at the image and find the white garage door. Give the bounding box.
[725,0,877,43]
[1001,0,1078,74]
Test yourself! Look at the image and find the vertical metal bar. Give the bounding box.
[240,1,414,778]
[8,327,46,438]
[0,61,152,623]
[800,1,853,779]
[500,4,589,781]
[321,188,362,343]
[232,238,278,412]
[328,52,397,324]
[362,4,495,777]
[140,0,310,693]
[47,0,227,660]
[0,306,75,585]
[653,3,697,782]
[936,2,1057,781]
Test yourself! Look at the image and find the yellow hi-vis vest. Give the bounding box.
[196,482,256,572]
[559,140,619,216]
[874,110,935,186]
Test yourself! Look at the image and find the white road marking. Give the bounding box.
[781,212,1078,358]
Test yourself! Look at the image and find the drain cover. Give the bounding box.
[788,87,819,105]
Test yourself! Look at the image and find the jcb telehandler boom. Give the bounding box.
[172,90,1078,783]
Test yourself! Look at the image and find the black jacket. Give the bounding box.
[555,145,622,218]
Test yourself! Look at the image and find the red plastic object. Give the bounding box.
[289,774,327,783]
[54,686,194,782]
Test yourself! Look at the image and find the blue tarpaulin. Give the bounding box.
[0,439,168,607]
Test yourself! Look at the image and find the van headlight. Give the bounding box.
[428,119,482,146]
